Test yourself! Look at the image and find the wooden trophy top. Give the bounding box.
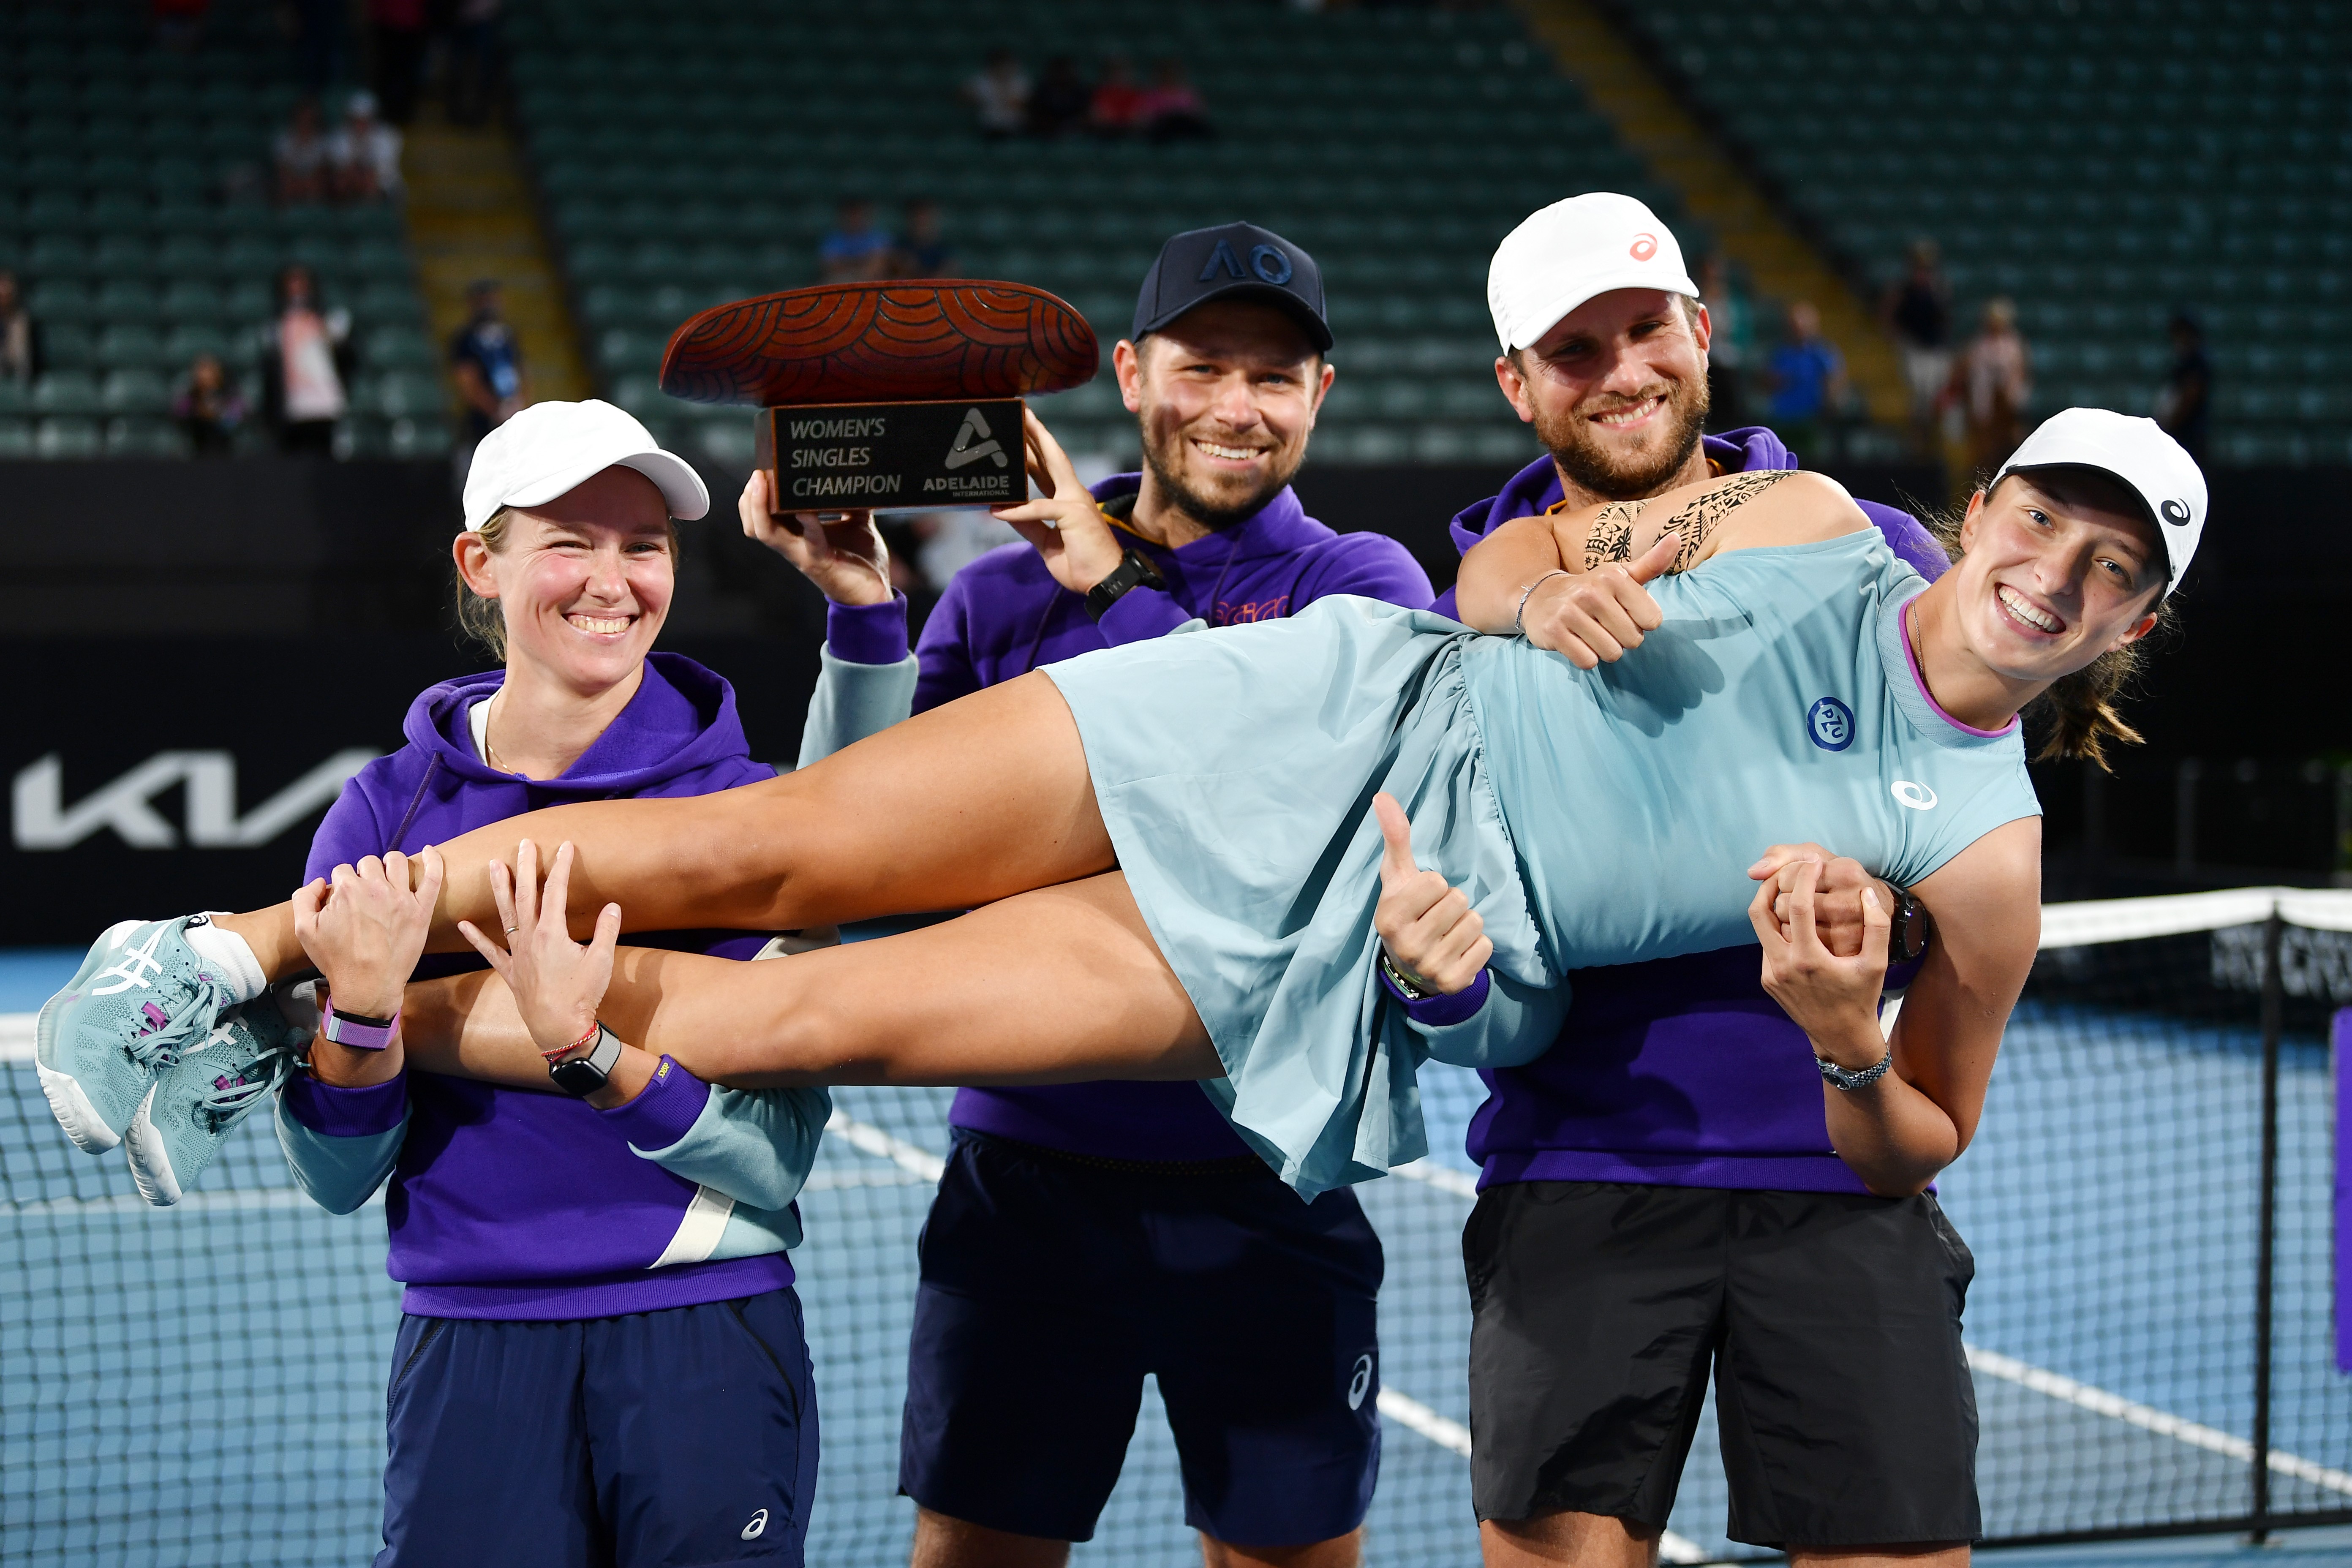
[658,281,1101,408]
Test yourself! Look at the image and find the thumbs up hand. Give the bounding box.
[1515,529,1678,670]
[1372,792,1492,996]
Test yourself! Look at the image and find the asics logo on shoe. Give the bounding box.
[741,1509,769,1541]
[90,929,170,996]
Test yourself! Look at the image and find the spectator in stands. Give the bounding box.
[369,0,431,125]
[1763,299,1846,461]
[260,265,352,455]
[446,0,504,127]
[152,0,207,51]
[274,98,333,205]
[891,199,959,280]
[2155,310,2211,463]
[1695,253,1753,430]
[819,198,895,284]
[964,47,1029,141]
[1140,58,1213,142]
[1883,239,1953,454]
[173,352,247,455]
[329,91,403,202]
[1025,56,1093,139]
[0,271,36,387]
[450,279,527,453]
[1088,54,1146,137]
[1947,296,2032,475]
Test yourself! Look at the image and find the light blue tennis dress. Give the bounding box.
[1044,528,2040,1197]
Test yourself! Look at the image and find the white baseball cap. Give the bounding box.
[1991,407,2207,597]
[461,399,709,533]
[1487,193,1701,353]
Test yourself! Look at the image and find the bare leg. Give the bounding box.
[1790,1548,1966,1568]
[400,872,1218,1089]
[1481,1513,1657,1568]
[909,1509,1069,1568]
[1202,1528,1362,1568]
[223,672,1109,982]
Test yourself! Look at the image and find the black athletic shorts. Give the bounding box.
[900,1131,1383,1546]
[1464,1180,1979,1550]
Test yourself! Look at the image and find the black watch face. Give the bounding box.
[549,1057,607,1097]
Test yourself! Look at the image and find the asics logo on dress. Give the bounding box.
[1347,1352,1374,1410]
[1891,780,1939,811]
[90,928,169,996]
[741,1508,769,1541]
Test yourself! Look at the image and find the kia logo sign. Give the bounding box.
[1629,233,1658,261]
[12,750,378,851]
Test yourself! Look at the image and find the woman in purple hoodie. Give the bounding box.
[270,401,844,1567]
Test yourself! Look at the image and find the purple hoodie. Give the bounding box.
[277,653,802,1318]
[826,474,1434,1161]
[1440,427,1952,1195]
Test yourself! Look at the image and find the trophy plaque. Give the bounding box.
[659,281,1100,511]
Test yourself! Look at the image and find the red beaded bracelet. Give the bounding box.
[541,1021,600,1064]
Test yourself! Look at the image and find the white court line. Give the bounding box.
[3,1186,382,1217]
[1965,1345,2352,1497]
[822,1110,946,1181]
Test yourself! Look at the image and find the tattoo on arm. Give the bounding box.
[1581,501,1645,572]
[1653,471,1796,572]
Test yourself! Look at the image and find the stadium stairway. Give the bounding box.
[400,110,589,408]
[1512,0,1908,430]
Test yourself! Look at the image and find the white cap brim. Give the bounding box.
[495,449,710,526]
[1503,268,1703,352]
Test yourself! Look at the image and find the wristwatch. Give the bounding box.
[320,998,399,1052]
[1888,884,1927,963]
[547,1023,626,1097]
[1083,546,1168,622]
[1816,1043,1894,1092]
[1378,948,1435,1002]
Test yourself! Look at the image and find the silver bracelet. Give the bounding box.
[1513,571,1569,636]
[1816,1043,1894,1092]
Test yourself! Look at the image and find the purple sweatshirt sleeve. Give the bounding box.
[1301,532,1437,612]
[1094,585,1195,645]
[305,776,388,880]
[1382,963,1492,1027]
[911,574,984,715]
[596,1055,708,1153]
[281,1068,410,1137]
[824,594,911,666]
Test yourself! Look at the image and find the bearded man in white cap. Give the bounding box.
[1437,197,1979,1568]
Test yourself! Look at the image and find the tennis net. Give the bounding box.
[2,888,2347,1564]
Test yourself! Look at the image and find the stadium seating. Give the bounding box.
[0,0,448,459]
[1603,0,2352,466]
[502,0,1706,467]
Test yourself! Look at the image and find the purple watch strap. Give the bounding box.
[321,999,399,1051]
[1381,962,1492,1028]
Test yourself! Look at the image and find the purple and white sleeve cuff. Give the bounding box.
[596,1056,710,1154]
[824,593,911,667]
[280,1070,409,1138]
[1382,964,1492,1028]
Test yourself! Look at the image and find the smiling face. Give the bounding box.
[1117,297,1333,530]
[1496,287,1711,500]
[456,466,675,695]
[1953,470,2164,685]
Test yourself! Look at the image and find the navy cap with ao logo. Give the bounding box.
[1130,222,1333,353]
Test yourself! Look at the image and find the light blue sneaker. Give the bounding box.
[125,993,308,1207]
[35,916,245,1154]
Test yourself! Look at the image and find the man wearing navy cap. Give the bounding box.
[750,223,1433,1568]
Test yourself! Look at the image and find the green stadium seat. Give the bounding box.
[373,370,446,420]
[35,415,102,457]
[99,368,171,416]
[94,278,162,323]
[26,280,97,325]
[95,324,169,371]
[387,416,454,458]
[0,419,31,458]
[105,416,191,457]
[162,322,235,365]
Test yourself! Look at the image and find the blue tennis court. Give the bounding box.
[2,941,2344,1565]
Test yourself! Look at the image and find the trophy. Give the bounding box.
[659,281,1101,510]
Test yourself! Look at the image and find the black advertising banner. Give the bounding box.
[1,637,817,948]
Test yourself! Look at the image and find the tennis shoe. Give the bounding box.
[35,917,246,1154]
[125,992,309,1207]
